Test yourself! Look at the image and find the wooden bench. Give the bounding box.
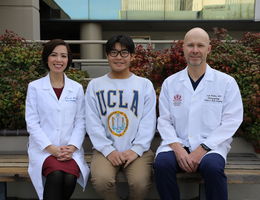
[0,153,260,200]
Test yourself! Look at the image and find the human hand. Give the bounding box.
[107,150,126,166]
[45,145,61,158]
[169,143,193,173]
[188,146,208,172]
[122,150,138,168]
[57,145,77,161]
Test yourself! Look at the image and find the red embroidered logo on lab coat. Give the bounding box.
[173,94,182,106]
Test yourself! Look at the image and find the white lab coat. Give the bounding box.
[156,65,243,161]
[25,74,89,200]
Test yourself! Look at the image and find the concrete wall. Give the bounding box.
[0,0,40,40]
[103,30,251,42]
[256,0,260,21]
[80,23,103,59]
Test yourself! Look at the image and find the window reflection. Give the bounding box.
[50,0,255,20]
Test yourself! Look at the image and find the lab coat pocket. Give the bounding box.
[171,105,187,133]
[202,103,222,130]
[63,101,77,124]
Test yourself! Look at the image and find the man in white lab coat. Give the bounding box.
[153,27,243,200]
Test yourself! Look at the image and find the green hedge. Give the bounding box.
[130,28,260,147]
[0,29,259,148]
[0,30,88,129]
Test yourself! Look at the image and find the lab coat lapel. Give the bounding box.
[42,74,58,101]
[59,74,73,102]
[180,67,194,93]
[194,65,214,95]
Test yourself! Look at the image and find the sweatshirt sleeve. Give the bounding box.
[131,80,156,156]
[85,81,116,157]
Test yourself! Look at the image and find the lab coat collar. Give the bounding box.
[41,73,73,101]
[179,64,214,93]
[179,67,193,92]
[42,73,52,90]
[179,64,214,80]
[204,64,214,81]
[42,73,73,89]
[59,74,74,101]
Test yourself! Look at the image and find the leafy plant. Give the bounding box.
[130,28,260,146]
[208,28,260,146]
[130,41,186,90]
[0,29,259,147]
[66,68,89,90]
[0,30,88,129]
[0,31,42,128]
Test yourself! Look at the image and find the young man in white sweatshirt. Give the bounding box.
[85,35,156,200]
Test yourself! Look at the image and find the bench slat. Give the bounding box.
[0,158,28,163]
[0,153,260,184]
[0,168,28,176]
[0,163,28,167]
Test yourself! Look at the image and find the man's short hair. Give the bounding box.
[105,35,135,54]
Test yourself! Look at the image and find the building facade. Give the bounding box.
[1,0,260,59]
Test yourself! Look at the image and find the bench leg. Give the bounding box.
[199,183,206,200]
[0,182,6,200]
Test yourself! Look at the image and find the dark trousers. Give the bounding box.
[153,151,227,200]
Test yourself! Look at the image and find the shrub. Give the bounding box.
[66,68,89,90]
[0,29,259,147]
[0,31,42,129]
[0,30,88,129]
[131,41,186,91]
[130,28,260,146]
[208,28,260,146]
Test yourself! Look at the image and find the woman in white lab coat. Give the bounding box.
[25,39,89,200]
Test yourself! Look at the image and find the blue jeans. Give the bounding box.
[153,151,227,200]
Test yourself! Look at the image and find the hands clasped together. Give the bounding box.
[170,143,207,173]
[45,145,77,161]
[107,150,138,168]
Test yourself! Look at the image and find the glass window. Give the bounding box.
[50,0,255,20]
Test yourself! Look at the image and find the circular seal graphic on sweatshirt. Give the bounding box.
[108,111,129,137]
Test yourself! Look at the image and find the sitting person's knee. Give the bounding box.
[200,154,225,175]
[91,173,116,190]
